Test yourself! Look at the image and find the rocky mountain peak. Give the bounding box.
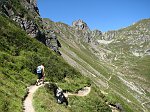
[72,19,90,30]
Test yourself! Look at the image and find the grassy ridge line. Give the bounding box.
[0,15,90,112]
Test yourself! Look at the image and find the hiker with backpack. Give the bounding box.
[36,64,45,86]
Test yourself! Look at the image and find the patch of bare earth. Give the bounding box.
[23,83,49,112]
[63,87,91,97]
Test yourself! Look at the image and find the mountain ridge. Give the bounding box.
[43,17,150,111]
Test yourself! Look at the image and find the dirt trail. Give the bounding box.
[23,83,91,112]
[64,86,119,112]
[23,83,119,112]
[63,87,91,97]
[23,82,49,112]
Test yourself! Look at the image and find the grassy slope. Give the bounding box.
[44,18,150,112]
[108,19,150,91]
[59,37,142,112]
[33,84,111,112]
[100,19,150,111]
[0,15,93,112]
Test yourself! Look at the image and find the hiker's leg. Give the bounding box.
[38,73,43,85]
[42,76,44,84]
[36,79,39,86]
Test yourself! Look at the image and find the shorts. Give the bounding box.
[37,73,43,79]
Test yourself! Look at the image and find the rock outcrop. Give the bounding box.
[72,19,103,43]
[0,0,61,54]
[12,16,40,38]
[72,19,89,31]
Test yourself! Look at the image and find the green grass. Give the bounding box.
[59,37,111,79]
[34,17,150,112]
[0,15,90,112]
[130,56,150,80]
[33,85,71,112]
[68,86,111,112]
[109,76,142,104]
[33,84,111,112]
[106,91,135,112]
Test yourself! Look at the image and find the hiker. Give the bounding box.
[36,64,45,85]
[55,87,68,106]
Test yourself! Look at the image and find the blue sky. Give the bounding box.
[37,0,150,32]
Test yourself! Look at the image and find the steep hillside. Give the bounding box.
[0,0,61,53]
[0,1,112,112]
[43,18,150,112]
[0,14,111,112]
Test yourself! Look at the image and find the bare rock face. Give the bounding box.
[0,0,40,38]
[72,20,103,44]
[24,0,39,15]
[1,2,14,17]
[45,30,61,55]
[72,19,90,31]
[72,19,91,43]
[43,19,62,55]
[0,0,61,54]
[12,16,40,38]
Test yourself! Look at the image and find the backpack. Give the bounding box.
[36,65,42,74]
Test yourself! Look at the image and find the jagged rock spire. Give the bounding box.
[72,19,90,30]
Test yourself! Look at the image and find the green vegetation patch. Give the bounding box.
[130,55,150,80]
[33,84,111,112]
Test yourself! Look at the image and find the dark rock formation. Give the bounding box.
[12,16,40,38]
[72,20,103,44]
[1,2,14,17]
[42,19,62,55]
[0,0,61,54]
[23,0,40,15]
[0,0,41,38]
[45,30,61,55]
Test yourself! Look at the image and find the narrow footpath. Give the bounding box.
[23,83,118,112]
[64,87,91,97]
[23,83,91,112]
[23,84,45,112]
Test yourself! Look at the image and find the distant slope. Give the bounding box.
[43,18,150,112]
